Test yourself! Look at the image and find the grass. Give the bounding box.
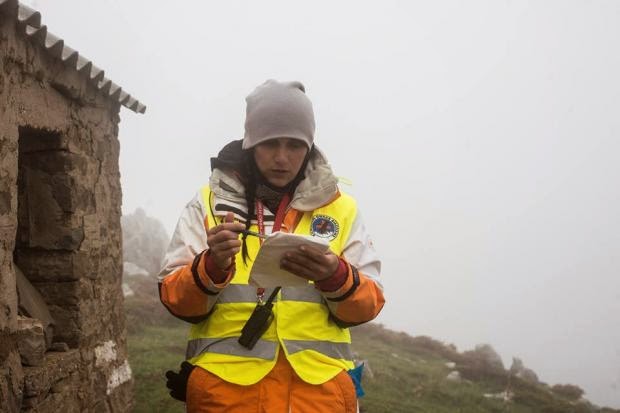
[352,326,510,413]
[128,323,188,413]
[124,282,620,413]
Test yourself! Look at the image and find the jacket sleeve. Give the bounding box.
[318,210,385,327]
[157,192,233,323]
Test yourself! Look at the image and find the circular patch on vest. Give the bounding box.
[310,215,339,241]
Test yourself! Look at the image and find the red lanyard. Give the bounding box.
[254,193,290,301]
[255,193,290,241]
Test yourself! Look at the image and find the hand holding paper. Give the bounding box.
[280,243,341,283]
[249,232,333,287]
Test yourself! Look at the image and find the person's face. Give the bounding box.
[253,138,309,188]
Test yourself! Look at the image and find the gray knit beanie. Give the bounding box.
[243,80,315,150]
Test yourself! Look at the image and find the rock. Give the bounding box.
[445,361,456,369]
[473,344,504,371]
[446,371,461,381]
[516,368,538,383]
[483,390,513,402]
[509,357,539,384]
[17,315,46,366]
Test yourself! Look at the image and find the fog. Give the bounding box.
[21,0,620,407]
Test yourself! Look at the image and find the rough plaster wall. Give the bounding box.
[1,10,132,412]
[0,13,26,412]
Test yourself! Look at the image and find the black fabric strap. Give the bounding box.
[326,265,360,302]
[329,313,365,329]
[264,287,281,306]
[191,251,219,296]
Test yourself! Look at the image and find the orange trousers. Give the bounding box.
[186,350,357,413]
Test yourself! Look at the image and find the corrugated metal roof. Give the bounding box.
[0,0,146,114]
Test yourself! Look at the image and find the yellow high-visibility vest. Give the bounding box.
[186,186,357,385]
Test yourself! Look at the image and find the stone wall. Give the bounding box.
[0,6,133,412]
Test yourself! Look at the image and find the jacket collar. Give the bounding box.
[209,147,339,212]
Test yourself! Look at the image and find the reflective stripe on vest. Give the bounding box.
[218,285,324,304]
[218,285,277,304]
[280,286,323,304]
[188,185,358,385]
[186,337,277,360]
[283,339,354,360]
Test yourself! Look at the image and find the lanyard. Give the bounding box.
[254,193,290,302]
[255,193,290,241]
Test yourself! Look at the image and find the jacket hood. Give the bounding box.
[209,146,339,212]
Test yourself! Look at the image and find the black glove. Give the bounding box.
[165,361,196,402]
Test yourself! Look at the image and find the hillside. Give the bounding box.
[123,276,619,413]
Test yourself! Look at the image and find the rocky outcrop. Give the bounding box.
[509,357,539,384]
[121,208,169,277]
[458,343,506,381]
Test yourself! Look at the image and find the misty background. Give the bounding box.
[20,0,620,408]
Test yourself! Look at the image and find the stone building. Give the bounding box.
[0,1,145,411]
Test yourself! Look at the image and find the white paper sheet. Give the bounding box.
[248,232,330,287]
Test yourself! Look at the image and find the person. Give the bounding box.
[158,80,385,413]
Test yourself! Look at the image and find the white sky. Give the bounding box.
[21,0,620,408]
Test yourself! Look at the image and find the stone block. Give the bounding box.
[50,174,77,213]
[17,316,45,367]
[22,390,82,413]
[50,175,95,215]
[22,394,43,410]
[13,249,78,282]
[17,167,85,251]
[31,280,81,308]
[22,349,80,397]
[46,305,80,348]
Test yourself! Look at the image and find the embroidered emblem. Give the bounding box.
[310,215,339,241]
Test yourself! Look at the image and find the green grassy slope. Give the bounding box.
[125,281,619,413]
[349,324,618,413]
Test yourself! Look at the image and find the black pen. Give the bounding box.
[237,229,267,239]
